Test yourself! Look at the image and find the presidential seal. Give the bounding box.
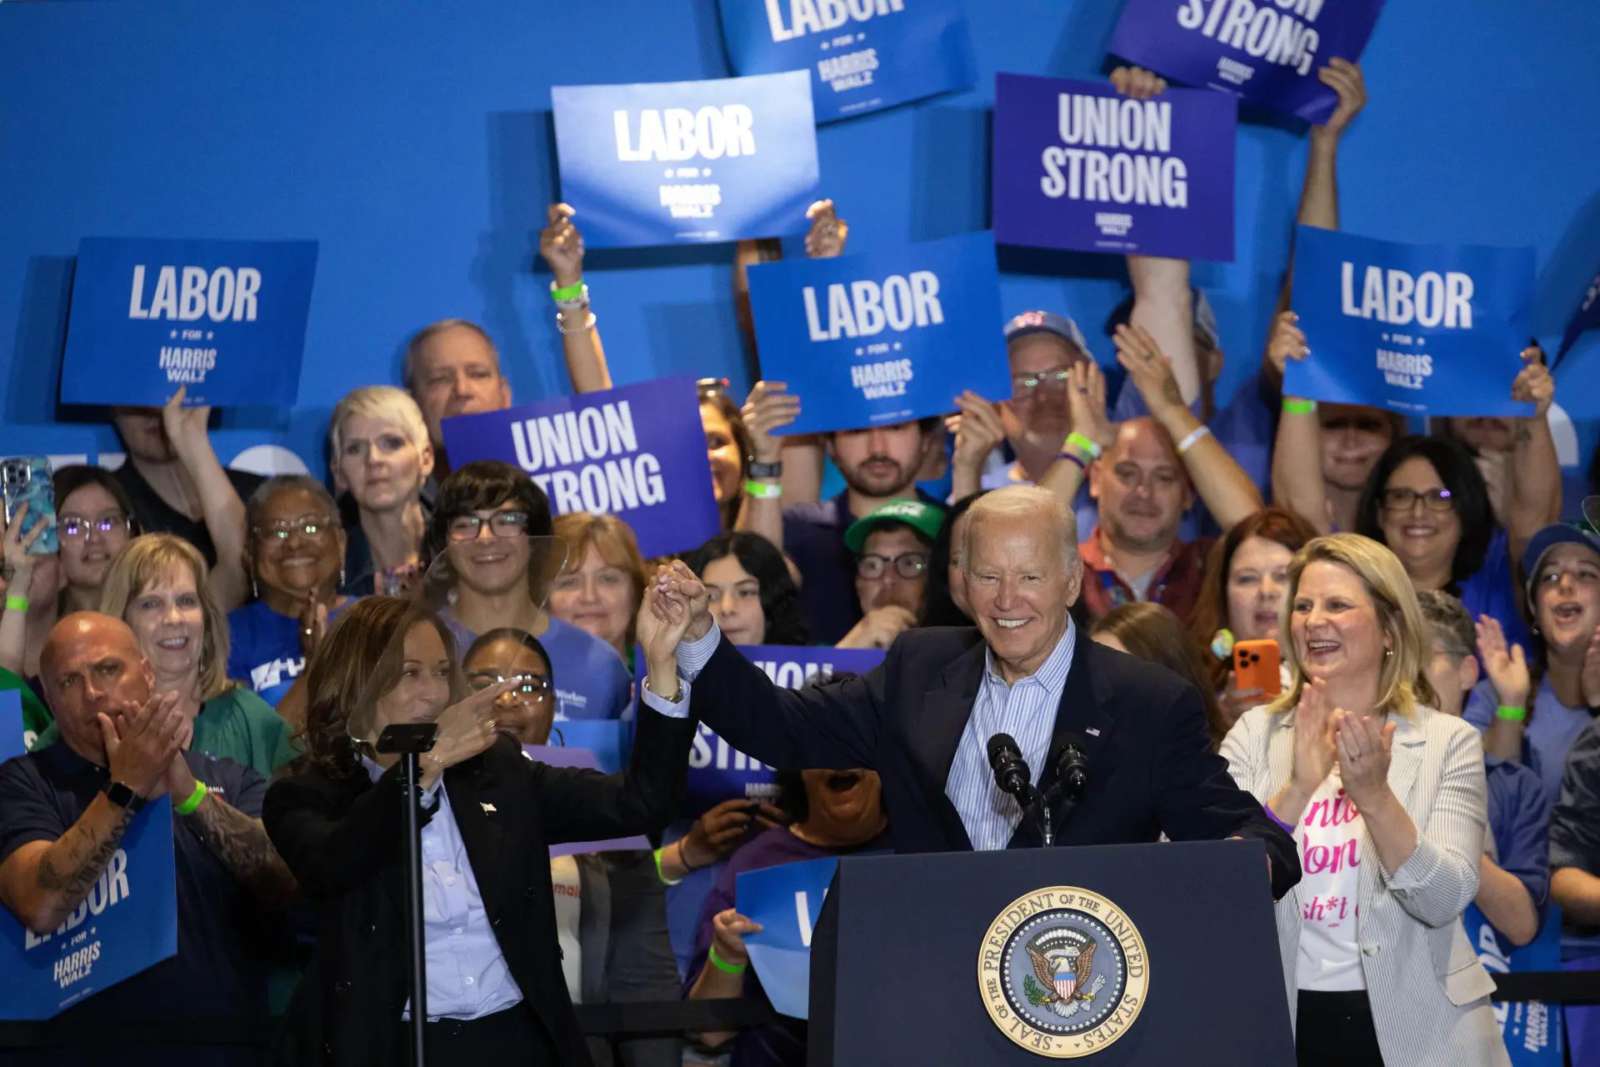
[977,886,1149,1059]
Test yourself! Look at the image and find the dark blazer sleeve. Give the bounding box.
[1151,685,1301,900]
[535,707,697,846]
[686,634,887,772]
[263,764,414,899]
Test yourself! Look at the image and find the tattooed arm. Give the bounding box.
[166,756,297,909]
[0,798,137,935]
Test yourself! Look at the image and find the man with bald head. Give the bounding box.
[637,487,1297,897]
[0,613,293,1064]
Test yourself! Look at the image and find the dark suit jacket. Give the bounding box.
[262,709,694,1067]
[689,626,1300,899]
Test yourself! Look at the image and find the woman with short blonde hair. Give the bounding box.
[1221,533,1501,1067]
[328,384,434,596]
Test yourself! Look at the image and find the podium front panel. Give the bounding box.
[818,840,1293,1065]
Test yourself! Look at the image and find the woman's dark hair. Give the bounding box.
[52,465,140,534]
[775,769,808,823]
[425,461,554,556]
[292,596,461,781]
[920,490,986,627]
[1188,507,1319,692]
[1355,435,1494,590]
[682,531,809,645]
[464,627,555,690]
[701,392,753,529]
[1092,602,1228,749]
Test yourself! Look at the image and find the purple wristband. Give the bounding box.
[1262,804,1294,836]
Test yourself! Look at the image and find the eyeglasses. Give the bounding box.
[856,552,929,580]
[1011,368,1072,396]
[1536,565,1600,589]
[467,670,551,698]
[446,510,530,542]
[1380,487,1454,513]
[254,515,335,541]
[59,514,130,540]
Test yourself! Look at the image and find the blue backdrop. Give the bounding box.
[3,0,1599,482]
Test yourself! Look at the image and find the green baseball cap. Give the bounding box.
[844,499,945,554]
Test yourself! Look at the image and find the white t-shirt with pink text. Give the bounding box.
[1295,770,1366,991]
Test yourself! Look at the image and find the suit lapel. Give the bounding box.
[907,640,986,851]
[446,753,515,921]
[1036,640,1121,799]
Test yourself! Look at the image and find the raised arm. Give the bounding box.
[162,389,249,612]
[0,507,45,675]
[1506,345,1561,562]
[1037,361,1116,506]
[539,203,613,393]
[0,693,181,934]
[733,380,801,547]
[1115,324,1262,529]
[1266,311,1332,531]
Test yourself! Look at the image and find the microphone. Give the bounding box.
[1051,733,1090,801]
[986,733,1035,805]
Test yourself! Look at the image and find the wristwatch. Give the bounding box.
[101,780,147,813]
[747,459,782,480]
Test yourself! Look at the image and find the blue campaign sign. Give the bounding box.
[684,645,884,819]
[552,71,820,248]
[523,743,652,857]
[993,73,1236,261]
[747,231,1011,435]
[0,691,23,762]
[1556,266,1600,365]
[60,237,317,408]
[1465,904,1564,1066]
[551,718,633,776]
[718,0,975,123]
[736,856,837,1019]
[0,796,177,1020]
[440,377,721,558]
[1286,226,1536,417]
[1108,0,1384,124]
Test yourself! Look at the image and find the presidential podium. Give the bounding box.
[806,840,1294,1066]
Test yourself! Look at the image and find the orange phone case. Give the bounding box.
[1233,639,1282,697]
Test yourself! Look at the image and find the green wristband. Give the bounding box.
[1065,431,1102,460]
[1282,397,1318,415]
[4,594,28,613]
[175,779,208,816]
[743,479,782,499]
[549,280,586,303]
[708,943,748,976]
[652,845,683,887]
[1495,705,1527,723]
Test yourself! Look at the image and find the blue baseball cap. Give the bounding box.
[1521,522,1600,609]
[1004,310,1091,359]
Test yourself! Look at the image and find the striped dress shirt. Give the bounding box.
[942,621,1076,850]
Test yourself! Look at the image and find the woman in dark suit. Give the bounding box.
[263,595,695,1065]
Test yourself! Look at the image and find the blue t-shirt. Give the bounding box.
[443,613,632,722]
[226,600,308,707]
[1458,526,1530,652]
[1484,756,1550,911]
[1465,677,1597,810]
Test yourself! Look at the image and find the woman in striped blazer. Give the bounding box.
[1222,533,1507,1067]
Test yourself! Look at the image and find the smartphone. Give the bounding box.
[1233,639,1282,698]
[1,456,58,556]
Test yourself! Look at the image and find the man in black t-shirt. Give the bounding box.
[0,613,295,1065]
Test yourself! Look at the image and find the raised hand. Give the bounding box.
[742,380,802,465]
[1288,677,1339,797]
[803,199,849,259]
[421,680,513,786]
[1314,58,1366,139]
[160,385,213,461]
[1334,710,1395,808]
[538,202,585,288]
[680,798,781,869]
[1,502,48,590]
[1474,614,1531,709]
[650,560,713,641]
[1066,360,1116,452]
[1109,66,1168,100]
[947,391,1006,476]
[1511,343,1554,418]
[1112,322,1184,417]
[101,690,185,798]
[1266,310,1309,377]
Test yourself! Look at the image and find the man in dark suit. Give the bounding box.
[643,485,1299,900]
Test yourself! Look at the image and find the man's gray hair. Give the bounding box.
[962,486,1078,570]
[401,318,500,391]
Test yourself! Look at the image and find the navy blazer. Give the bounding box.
[687,626,1300,900]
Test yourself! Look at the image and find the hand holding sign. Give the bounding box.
[1313,58,1367,140]
[1109,65,1169,100]
[742,381,802,465]
[1266,310,1309,377]
[1511,344,1554,417]
[803,199,850,259]
[712,907,762,968]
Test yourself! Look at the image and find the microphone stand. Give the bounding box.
[377,723,440,1067]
